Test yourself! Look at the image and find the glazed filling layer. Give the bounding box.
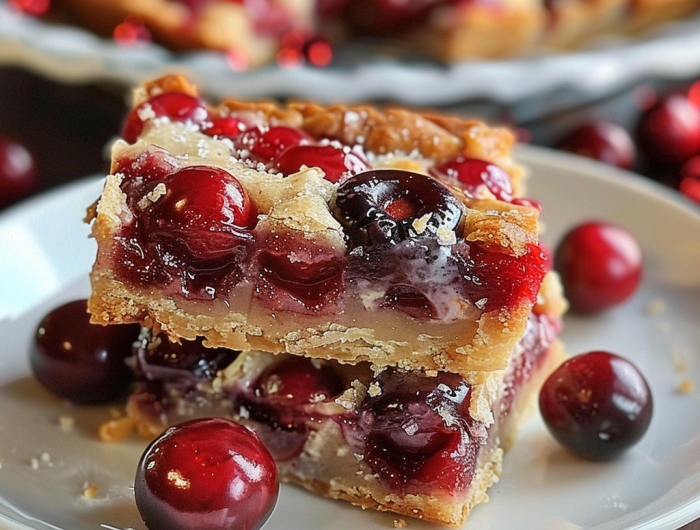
[127,309,557,497]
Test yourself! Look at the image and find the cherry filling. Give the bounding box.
[351,369,485,494]
[458,242,549,312]
[254,232,344,313]
[116,165,257,298]
[234,357,345,460]
[332,169,466,248]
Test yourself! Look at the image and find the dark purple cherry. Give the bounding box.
[135,418,279,530]
[554,221,643,315]
[556,120,636,170]
[331,169,466,248]
[539,351,653,461]
[29,300,140,403]
[123,93,209,144]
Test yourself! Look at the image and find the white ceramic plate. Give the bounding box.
[1,145,700,530]
[2,0,700,110]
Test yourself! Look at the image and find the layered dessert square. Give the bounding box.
[87,75,567,527]
[89,75,548,379]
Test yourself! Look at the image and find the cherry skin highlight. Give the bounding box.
[29,299,140,403]
[539,351,653,461]
[135,418,279,530]
[554,221,643,315]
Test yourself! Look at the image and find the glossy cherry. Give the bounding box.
[202,116,246,138]
[357,369,483,493]
[430,156,513,201]
[135,418,279,530]
[554,221,643,315]
[556,120,636,170]
[332,169,465,248]
[539,351,653,461]
[123,93,209,144]
[0,136,38,208]
[636,92,700,168]
[237,126,313,161]
[29,299,140,403]
[145,165,256,264]
[273,144,368,182]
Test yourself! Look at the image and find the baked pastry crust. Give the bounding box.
[88,75,546,381]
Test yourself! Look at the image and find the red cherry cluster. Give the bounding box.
[554,82,700,205]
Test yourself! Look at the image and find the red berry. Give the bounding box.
[679,155,700,205]
[148,166,256,262]
[29,300,140,403]
[556,121,636,170]
[135,418,279,530]
[238,126,313,161]
[273,144,368,182]
[0,136,38,208]
[636,93,700,168]
[202,116,245,138]
[539,351,653,461]
[123,93,209,144]
[554,222,643,315]
[430,157,513,201]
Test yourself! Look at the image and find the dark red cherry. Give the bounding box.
[123,93,209,144]
[146,165,256,264]
[636,93,700,168]
[430,157,513,201]
[332,169,466,248]
[554,222,643,315]
[380,284,438,320]
[237,126,313,161]
[29,300,140,403]
[135,418,279,530]
[556,121,636,170]
[358,369,483,493]
[273,144,368,182]
[539,351,653,461]
[255,356,343,410]
[0,136,38,208]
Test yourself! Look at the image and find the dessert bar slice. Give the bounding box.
[88,75,547,380]
[56,0,315,68]
[101,270,567,528]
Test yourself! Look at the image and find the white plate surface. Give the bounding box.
[2,1,700,108]
[0,145,700,530]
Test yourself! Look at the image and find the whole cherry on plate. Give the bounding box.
[554,221,643,315]
[539,351,653,461]
[135,418,279,530]
[0,135,38,208]
[636,92,700,168]
[555,120,636,170]
[29,299,140,403]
